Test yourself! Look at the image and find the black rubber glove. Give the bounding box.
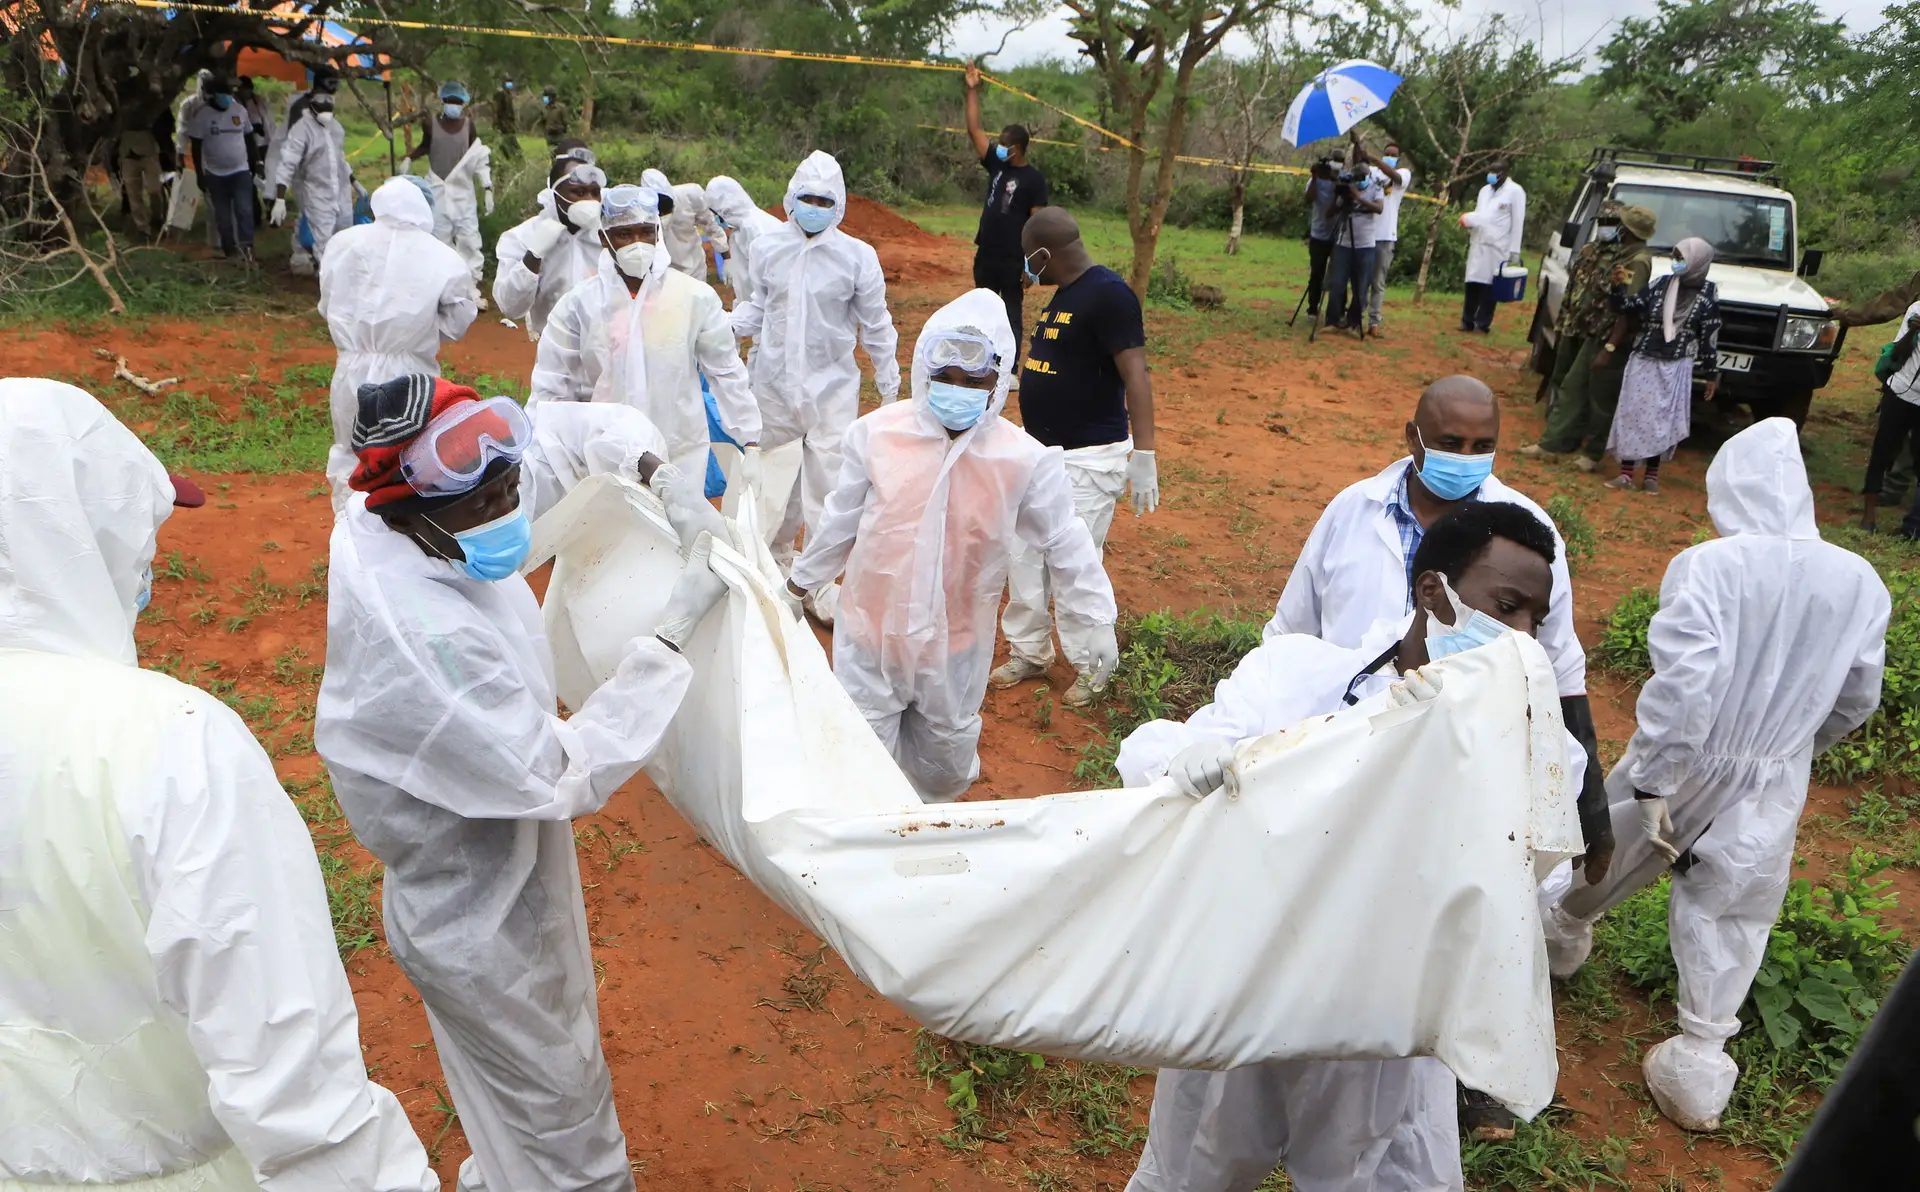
[1560,694,1614,884]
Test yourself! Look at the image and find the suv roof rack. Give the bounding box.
[1588,146,1781,186]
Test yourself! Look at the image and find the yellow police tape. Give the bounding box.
[123,0,1442,205]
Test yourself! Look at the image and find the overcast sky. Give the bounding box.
[944,0,1890,69]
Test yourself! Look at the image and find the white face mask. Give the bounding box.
[566,198,603,233]
[315,110,335,126]
[614,240,657,278]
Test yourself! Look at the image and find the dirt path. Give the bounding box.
[15,206,1897,1190]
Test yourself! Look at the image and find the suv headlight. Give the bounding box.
[1781,315,1838,352]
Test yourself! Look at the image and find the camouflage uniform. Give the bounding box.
[1540,236,1655,457]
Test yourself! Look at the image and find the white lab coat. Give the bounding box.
[1543,418,1887,1128]
[1117,624,1466,1192]
[790,289,1113,801]
[493,188,601,340]
[1461,178,1526,285]
[530,246,760,479]
[274,111,353,261]
[730,150,901,564]
[315,405,684,1192]
[705,174,783,302]
[0,379,435,1192]
[429,136,492,285]
[1263,458,1586,697]
[318,178,479,506]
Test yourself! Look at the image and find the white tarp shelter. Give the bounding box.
[525,475,1581,1116]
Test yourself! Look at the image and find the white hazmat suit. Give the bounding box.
[1541,418,1888,1131]
[318,177,479,506]
[316,401,687,1192]
[429,138,493,286]
[273,107,353,264]
[642,169,725,280]
[731,151,901,565]
[706,174,782,301]
[1461,176,1526,286]
[494,185,603,340]
[789,288,1114,801]
[1264,458,1586,698]
[531,208,760,480]
[0,379,436,1192]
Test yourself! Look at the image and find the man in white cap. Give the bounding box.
[531,182,763,489]
[493,145,606,339]
[732,150,900,612]
[319,174,478,508]
[0,378,437,1192]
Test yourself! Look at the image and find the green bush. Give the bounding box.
[1076,609,1264,783]
[1544,492,1597,575]
[1816,529,1920,784]
[1146,253,1195,309]
[1591,586,1660,679]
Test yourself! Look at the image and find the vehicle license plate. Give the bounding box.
[1717,351,1753,372]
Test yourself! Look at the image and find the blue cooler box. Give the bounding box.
[1492,262,1529,303]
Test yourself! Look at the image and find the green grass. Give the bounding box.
[1462,1113,1632,1190]
[101,368,332,475]
[912,1032,1146,1155]
[1074,609,1264,784]
[0,234,314,324]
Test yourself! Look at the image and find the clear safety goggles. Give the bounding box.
[602,183,661,229]
[554,161,607,190]
[400,396,533,498]
[921,330,1000,378]
[554,145,598,168]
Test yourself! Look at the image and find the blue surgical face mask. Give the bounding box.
[435,508,532,581]
[135,564,153,614]
[792,201,834,235]
[1415,428,1495,501]
[1023,246,1050,286]
[443,103,465,120]
[994,144,1011,162]
[1382,155,1398,168]
[1487,172,1501,187]
[211,94,233,111]
[1595,224,1621,243]
[1424,576,1511,660]
[927,379,991,432]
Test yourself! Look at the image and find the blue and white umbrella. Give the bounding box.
[1282,59,1404,147]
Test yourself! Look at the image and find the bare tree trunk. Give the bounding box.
[1414,197,1447,303]
[1129,44,1204,296]
[1225,166,1247,255]
[1121,96,1154,298]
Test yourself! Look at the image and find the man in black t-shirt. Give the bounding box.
[965,63,1049,353]
[992,207,1158,708]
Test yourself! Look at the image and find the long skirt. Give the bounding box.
[1609,352,1694,462]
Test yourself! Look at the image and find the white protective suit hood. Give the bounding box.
[784,150,848,234]
[1705,417,1819,540]
[911,287,1016,431]
[0,379,173,664]
[369,174,434,232]
[706,175,762,228]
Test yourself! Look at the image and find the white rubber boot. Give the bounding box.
[1643,1035,1739,1132]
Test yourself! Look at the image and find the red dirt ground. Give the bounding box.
[10,201,1899,1190]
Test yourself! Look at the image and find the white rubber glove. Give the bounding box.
[269,198,287,226]
[1388,665,1444,708]
[649,464,728,556]
[1127,449,1159,515]
[1167,738,1238,800]
[737,445,763,495]
[780,580,806,622]
[1086,621,1120,687]
[520,217,566,259]
[655,532,727,651]
[1638,795,1682,864]
[484,187,495,216]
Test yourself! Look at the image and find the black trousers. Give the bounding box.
[1461,282,1498,331]
[1305,236,1332,315]
[973,252,1026,346]
[1866,386,1920,499]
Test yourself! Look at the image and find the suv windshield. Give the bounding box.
[1610,183,1794,269]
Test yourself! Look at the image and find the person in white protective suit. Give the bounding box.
[270,88,353,267]
[1457,157,1526,334]
[706,174,783,300]
[316,373,734,1192]
[493,147,606,340]
[641,168,725,280]
[1540,418,1889,1134]
[530,183,763,486]
[318,175,479,508]
[1120,500,1583,1192]
[0,379,437,1192]
[731,150,901,591]
[412,81,493,290]
[785,289,1118,802]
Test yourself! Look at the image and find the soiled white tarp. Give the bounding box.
[527,475,1581,1116]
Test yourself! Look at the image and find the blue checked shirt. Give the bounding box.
[1388,463,1480,610]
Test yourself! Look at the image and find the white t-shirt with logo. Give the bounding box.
[1335,168,1390,248]
[1376,166,1413,243]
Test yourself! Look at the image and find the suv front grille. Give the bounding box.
[1716,305,1778,352]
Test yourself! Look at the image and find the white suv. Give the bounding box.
[1530,148,1843,425]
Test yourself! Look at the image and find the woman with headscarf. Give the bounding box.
[1593,236,1720,493]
